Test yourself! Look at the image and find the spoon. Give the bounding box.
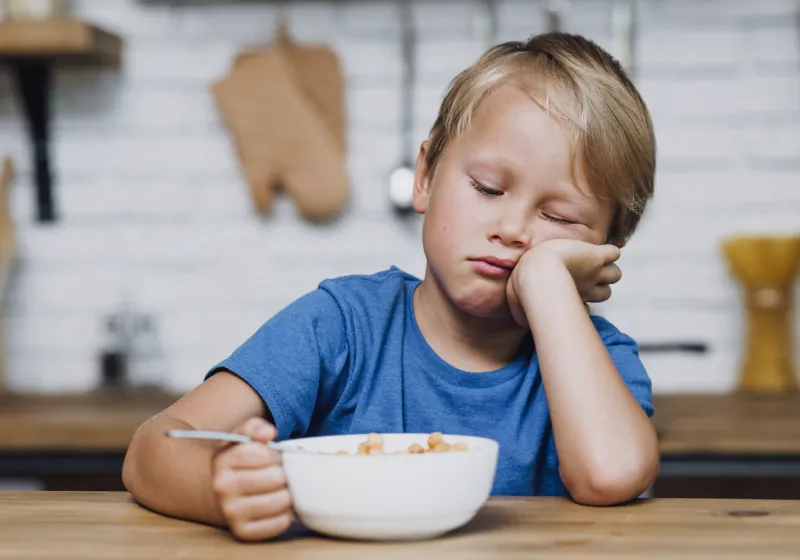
[387,0,417,214]
[546,0,568,32]
[611,0,637,78]
[165,429,302,453]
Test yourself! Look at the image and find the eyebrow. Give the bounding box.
[464,156,517,182]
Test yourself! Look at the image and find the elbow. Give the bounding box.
[122,424,147,500]
[122,434,139,497]
[563,449,659,506]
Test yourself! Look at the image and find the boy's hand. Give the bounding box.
[506,239,622,326]
[211,417,293,541]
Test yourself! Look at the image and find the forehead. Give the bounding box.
[444,83,616,227]
[457,84,582,185]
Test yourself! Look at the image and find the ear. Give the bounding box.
[412,141,432,215]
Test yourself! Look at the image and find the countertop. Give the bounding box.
[3,391,800,456]
[651,393,800,455]
[1,492,799,559]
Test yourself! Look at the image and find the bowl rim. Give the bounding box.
[278,432,499,458]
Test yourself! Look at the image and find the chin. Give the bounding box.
[447,281,509,319]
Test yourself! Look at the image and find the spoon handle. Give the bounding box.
[165,429,253,445]
[165,429,308,454]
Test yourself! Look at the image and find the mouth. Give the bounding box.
[469,256,517,278]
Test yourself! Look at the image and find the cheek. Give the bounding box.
[531,222,600,246]
[429,183,481,238]
[423,199,461,262]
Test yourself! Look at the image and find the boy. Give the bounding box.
[123,32,659,541]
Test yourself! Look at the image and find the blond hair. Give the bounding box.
[426,32,656,246]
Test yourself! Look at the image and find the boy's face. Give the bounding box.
[413,83,614,320]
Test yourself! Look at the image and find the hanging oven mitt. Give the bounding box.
[212,30,349,221]
[275,27,346,155]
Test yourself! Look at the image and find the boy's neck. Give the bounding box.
[413,270,530,372]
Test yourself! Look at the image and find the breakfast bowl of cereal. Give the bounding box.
[278,432,499,541]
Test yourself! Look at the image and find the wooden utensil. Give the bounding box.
[722,235,800,393]
[0,156,15,394]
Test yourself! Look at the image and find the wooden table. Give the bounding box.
[0,492,798,559]
[652,393,800,499]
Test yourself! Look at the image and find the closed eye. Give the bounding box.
[470,178,503,197]
[542,213,577,225]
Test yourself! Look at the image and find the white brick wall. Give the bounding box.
[0,0,798,394]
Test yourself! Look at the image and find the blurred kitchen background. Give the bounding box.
[0,0,798,499]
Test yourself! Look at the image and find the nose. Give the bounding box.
[489,212,532,249]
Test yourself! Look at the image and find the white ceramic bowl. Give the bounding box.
[279,433,499,541]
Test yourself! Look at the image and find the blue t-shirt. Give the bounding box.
[207,267,653,497]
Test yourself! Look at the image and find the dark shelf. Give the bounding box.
[0,19,123,223]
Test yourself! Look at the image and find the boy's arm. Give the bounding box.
[518,255,659,506]
[122,371,268,526]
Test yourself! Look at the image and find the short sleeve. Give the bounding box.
[206,289,349,440]
[593,316,654,417]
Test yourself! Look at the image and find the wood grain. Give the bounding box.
[0,492,798,559]
[0,156,14,394]
[0,156,15,299]
[653,393,800,455]
[0,19,122,62]
[0,391,179,451]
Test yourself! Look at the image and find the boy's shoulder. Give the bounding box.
[319,266,420,297]
[314,267,421,318]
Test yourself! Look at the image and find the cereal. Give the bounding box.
[347,433,468,456]
[428,432,444,449]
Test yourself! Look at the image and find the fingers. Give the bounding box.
[582,262,621,303]
[215,417,280,471]
[212,458,293,541]
[213,464,287,496]
[600,244,621,264]
[212,417,292,541]
[229,512,294,542]
[237,417,277,444]
[215,468,293,542]
[220,488,293,522]
[597,263,622,286]
[216,442,282,470]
